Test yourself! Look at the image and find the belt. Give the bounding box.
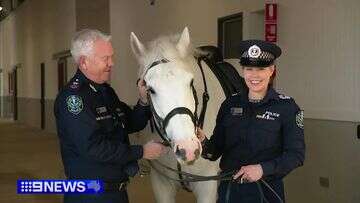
[103,181,129,192]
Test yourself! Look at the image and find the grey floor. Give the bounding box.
[0,121,195,202]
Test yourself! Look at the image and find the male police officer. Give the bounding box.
[54,29,166,203]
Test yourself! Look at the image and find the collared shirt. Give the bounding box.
[54,69,151,181]
[202,87,305,179]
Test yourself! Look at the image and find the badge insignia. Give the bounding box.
[70,81,80,89]
[296,110,304,129]
[279,94,291,99]
[66,95,83,115]
[248,45,261,58]
[230,107,243,116]
[256,111,280,120]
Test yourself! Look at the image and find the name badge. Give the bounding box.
[230,107,243,116]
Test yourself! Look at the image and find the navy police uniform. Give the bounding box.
[54,70,151,203]
[202,40,305,203]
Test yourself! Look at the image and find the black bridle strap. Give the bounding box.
[143,59,170,77]
[147,93,171,146]
[163,107,197,130]
[177,162,192,192]
[196,57,210,129]
[191,81,199,123]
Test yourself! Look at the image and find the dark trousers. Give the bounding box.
[64,191,129,203]
[217,179,285,203]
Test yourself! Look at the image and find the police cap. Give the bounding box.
[238,40,281,67]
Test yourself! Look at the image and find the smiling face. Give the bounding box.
[80,39,114,84]
[242,65,275,99]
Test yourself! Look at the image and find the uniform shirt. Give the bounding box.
[202,87,305,180]
[54,70,151,181]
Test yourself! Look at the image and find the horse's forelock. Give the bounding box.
[139,34,195,79]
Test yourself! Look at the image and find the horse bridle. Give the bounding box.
[143,58,209,146]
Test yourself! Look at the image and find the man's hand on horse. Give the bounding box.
[142,140,167,160]
[137,79,148,105]
[233,164,263,183]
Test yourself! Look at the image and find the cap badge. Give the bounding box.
[248,45,261,58]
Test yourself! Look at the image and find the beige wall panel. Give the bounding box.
[285,119,360,203]
[17,97,41,129]
[76,0,110,33]
[277,0,360,122]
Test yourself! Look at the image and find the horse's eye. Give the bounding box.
[148,87,156,94]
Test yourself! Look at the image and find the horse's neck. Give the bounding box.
[192,60,226,137]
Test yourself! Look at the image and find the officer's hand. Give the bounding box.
[233,164,263,183]
[142,140,167,160]
[196,128,206,142]
[137,79,148,105]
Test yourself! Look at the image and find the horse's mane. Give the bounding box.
[139,34,199,78]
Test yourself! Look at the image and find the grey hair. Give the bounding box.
[70,29,111,64]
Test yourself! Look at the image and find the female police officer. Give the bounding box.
[197,40,305,203]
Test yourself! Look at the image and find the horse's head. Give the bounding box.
[130,27,202,164]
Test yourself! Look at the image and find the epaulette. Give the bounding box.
[68,78,82,91]
[278,94,291,100]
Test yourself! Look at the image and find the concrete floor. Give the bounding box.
[0,121,195,202]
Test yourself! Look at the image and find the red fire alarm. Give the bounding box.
[265,1,278,42]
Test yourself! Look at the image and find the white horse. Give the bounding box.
[130,27,226,203]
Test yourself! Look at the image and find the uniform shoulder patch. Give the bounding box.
[296,110,304,129]
[66,95,84,115]
[279,94,291,100]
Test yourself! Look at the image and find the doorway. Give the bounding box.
[218,12,243,59]
[58,58,67,92]
[8,68,18,121]
[40,63,45,129]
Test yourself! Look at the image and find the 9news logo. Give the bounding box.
[17,180,103,194]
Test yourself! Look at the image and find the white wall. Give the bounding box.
[0,14,17,97]
[277,0,360,122]
[0,0,76,100]
[109,0,264,103]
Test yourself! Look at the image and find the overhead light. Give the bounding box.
[0,7,3,11]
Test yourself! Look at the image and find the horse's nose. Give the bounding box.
[175,146,187,161]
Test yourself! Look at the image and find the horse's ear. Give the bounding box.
[130,32,146,59]
[176,27,190,57]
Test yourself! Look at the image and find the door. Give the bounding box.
[9,68,18,121]
[57,58,67,92]
[218,13,243,59]
[40,63,45,129]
